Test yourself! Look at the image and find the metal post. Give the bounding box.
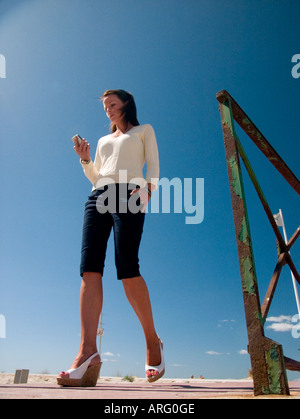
[97,313,104,355]
[218,97,290,396]
[97,313,104,378]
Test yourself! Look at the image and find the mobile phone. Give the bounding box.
[72,134,82,146]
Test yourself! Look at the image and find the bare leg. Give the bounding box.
[122,276,161,376]
[58,272,102,376]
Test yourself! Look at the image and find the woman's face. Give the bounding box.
[103,94,126,125]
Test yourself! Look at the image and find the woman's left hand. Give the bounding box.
[130,187,151,213]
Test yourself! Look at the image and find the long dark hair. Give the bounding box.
[101,89,140,133]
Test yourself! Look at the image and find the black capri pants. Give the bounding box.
[80,184,145,280]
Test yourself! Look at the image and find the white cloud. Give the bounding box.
[238,349,248,355]
[218,319,236,328]
[266,323,294,332]
[266,315,292,323]
[206,351,222,355]
[266,314,294,333]
[169,363,187,367]
[102,351,115,357]
[102,351,121,362]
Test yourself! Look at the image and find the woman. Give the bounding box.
[57,89,164,387]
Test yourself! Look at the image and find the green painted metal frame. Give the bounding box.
[216,90,300,396]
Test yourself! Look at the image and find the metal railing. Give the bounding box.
[216,90,300,396]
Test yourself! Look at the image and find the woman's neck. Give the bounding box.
[114,121,133,136]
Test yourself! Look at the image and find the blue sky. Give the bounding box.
[0,0,299,381]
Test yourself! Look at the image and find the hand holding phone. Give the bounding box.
[72,134,91,161]
[72,134,82,146]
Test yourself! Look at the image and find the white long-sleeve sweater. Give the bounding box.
[81,124,159,191]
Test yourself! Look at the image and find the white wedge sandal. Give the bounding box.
[145,338,165,383]
[57,352,102,387]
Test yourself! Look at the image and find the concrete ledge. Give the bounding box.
[0,374,299,399]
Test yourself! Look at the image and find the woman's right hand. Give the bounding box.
[73,137,91,161]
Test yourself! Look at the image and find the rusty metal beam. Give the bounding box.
[286,227,300,253]
[285,253,300,285]
[216,90,300,196]
[217,90,300,392]
[261,253,286,320]
[218,97,290,396]
[233,126,288,251]
[261,229,300,319]
[284,357,300,372]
